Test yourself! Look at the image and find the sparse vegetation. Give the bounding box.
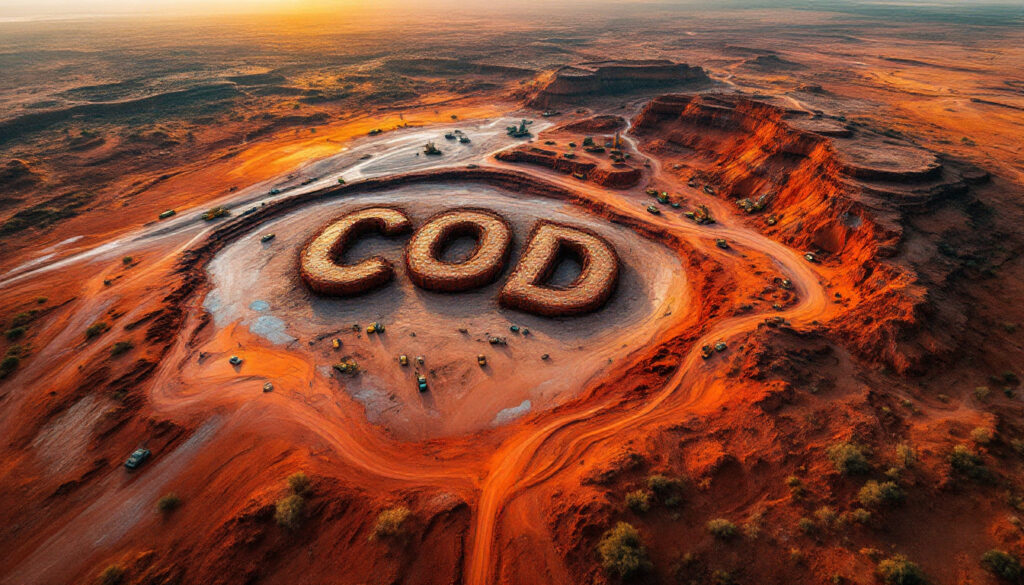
[85,321,110,339]
[0,355,19,378]
[157,492,181,513]
[4,326,25,341]
[597,522,651,578]
[786,475,806,499]
[828,442,870,475]
[981,549,1023,582]
[895,442,916,469]
[625,489,651,513]
[797,517,817,535]
[274,494,305,529]
[287,472,311,496]
[98,564,125,585]
[110,341,133,356]
[949,444,990,480]
[858,480,905,507]
[814,506,838,528]
[706,518,738,540]
[647,474,684,507]
[971,426,994,445]
[877,555,926,585]
[122,256,133,265]
[372,506,411,539]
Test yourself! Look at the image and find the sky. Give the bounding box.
[0,0,1018,19]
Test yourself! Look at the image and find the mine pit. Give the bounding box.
[201,182,684,439]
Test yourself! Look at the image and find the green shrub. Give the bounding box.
[110,341,133,356]
[877,555,926,585]
[858,480,905,507]
[895,443,916,469]
[0,355,19,377]
[851,508,872,524]
[11,311,37,327]
[287,472,311,495]
[706,518,738,540]
[797,517,817,535]
[786,475,806,499]
[981,549,1022,582]
[274,494,305,529]
[373,506,411,538]
[98,564,125,585]
[5,326,25,341]
[597,522,651,578]
[949,444,990,480]
[971,427,994,445]
[814,506,838,528]
[157,493,181,513]
[827,442,870,475]
[122,256,133,265]
[647,474,684,506]
[625,489,651,513]
[85,322,109,339]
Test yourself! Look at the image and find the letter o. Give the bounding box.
[300,207,412,296]
[405,209,513,292]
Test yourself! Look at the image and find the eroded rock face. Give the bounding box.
[632,93,985,374]
[299,206,412,296]
[499,221,619,317]
[529,60,709,107]
[494,147,642,188]
[405,208,513,292]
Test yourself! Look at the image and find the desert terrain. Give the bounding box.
[2,2,1024,584]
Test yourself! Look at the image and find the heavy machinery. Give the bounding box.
[417,374,429,392]
[125,448,151,469]
[423,142,442,155]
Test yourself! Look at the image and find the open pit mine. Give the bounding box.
[1,4,1023,585]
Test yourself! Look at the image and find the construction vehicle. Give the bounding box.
[715,239,730,249]
[506,119,532,138]
[417,374,428,392]
[125,448,151,469]
[333,358,359,375]
[368,128,383,136]
[489,336,507,345]
[263,382,274,392]
[645,188,658,197]
[159,210,176,220]
[510,325,520,333]
[690,204,715,225]
[270,188,281,195]
[229,355,243,366]
[444,132,456,140]
[541,353,550,360]
[423,142,442,155]
[657,192,669,204]
[703,185,716,195]
[300,177,316,185]
[714,341,727,352]
[459,135,471,144]
[261,234,276,243]
[366,322,385,334]
[573,172,586,180]
[582,137,594,147]
[700,345,714,359]
[647,205,661,215]
[805,252,818,263]
[332,338,341,349]
[541,110,560,117]
[399,354,409,366]
[416,356,425,365]
[477,354,487,366]
[337,177,346,184]
[670,201,681,209]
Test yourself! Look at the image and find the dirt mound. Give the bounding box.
[528,60,709,107]
[556,115,626,134]
[742,54,805,71]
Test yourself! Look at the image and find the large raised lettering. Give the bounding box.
[405,209,513,292]
[498,221,619,316]
[299,207,412,296]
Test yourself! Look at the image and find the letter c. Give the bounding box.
[300,207,412,296]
